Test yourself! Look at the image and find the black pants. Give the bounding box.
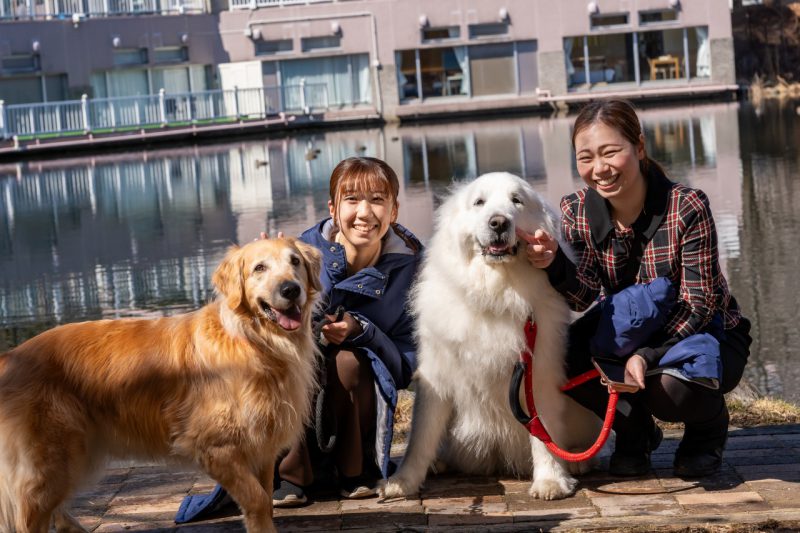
[565,309,752,454]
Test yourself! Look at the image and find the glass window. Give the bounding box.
[469,43,514,96]
[0,76,43,104]
[585,33,635,84]
[153,47,188,64]
[255,39,293,56]
[639,9,678,25]
[280,54,371,109]
[564,37,586,88]
[397,50,419,100]
[590,13,628,29]
[152,67,191,93]
[690,27,711,78]
[418,47,468,98]
[639,28,685,81]
[300,36,341,52]
[421,26,460,42]
[517,40,539,93]
[468,22,508,39]
[104,70,148,97]
[44,74,67,101]
[113,49,148,67]
[1,54,39,74]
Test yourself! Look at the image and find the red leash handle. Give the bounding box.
[513,320,618,462]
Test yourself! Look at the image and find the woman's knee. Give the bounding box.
[330,349,370,392]
[644,374,723,424]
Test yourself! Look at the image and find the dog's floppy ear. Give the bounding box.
[212,245,245,310]
[293,239,322,294]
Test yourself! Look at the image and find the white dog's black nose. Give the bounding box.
[489,215,510,234]
[279,281,301,301]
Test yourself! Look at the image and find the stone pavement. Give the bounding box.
[71,424,800,532]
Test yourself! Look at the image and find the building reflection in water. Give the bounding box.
[11,102,793,401]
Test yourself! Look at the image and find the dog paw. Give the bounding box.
[379,476,418,500]
[528,475,577,500]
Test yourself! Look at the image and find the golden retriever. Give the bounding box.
[0,237,322,533]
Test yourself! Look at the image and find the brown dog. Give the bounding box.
[0,237,322,533]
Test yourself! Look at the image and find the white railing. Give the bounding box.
[0,82,329,140]
[0,0,204,19]
[228,0,334,10]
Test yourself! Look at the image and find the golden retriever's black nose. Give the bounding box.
[489,215,510,234]
[280,281,301,301]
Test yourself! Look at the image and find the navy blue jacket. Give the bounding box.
[301,219,422,475]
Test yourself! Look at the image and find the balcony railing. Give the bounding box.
[0,83,330,141]
[228,0,335,10]
[0,0,205,19]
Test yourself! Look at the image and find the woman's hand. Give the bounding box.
[624,354,647,389]
[516,228,559,269]
[321,312,363,345]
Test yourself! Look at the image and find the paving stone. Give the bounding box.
[658,472,746,493]
[589,494,682,517]
[341,498,426,530]
[420,474,504,498]
[425,496,512,526]
[582,476,664,497]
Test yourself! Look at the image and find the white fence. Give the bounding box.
[0,0,204,18]
[228,0,334,10]
[0,83,329,140]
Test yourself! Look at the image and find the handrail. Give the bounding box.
[0,0,206,19]
[0,83,331,141]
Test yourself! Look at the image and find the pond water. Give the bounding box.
[1,100,798,402]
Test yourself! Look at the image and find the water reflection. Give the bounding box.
[1,101,798,402]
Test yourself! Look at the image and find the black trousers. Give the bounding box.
[565,308,752,454]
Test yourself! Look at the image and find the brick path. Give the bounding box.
[70,424,800,532]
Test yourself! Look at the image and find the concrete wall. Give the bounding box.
[0,0,737,108]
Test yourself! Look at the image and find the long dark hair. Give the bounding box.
[571,99,666,177]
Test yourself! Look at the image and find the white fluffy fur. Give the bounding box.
[382,173,600,501]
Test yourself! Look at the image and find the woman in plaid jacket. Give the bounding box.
[519,100,751,478]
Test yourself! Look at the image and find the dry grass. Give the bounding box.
[573,520,800,533]
[392,391,800,445]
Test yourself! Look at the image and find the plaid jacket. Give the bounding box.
[545,166,743,366]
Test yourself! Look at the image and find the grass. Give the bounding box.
[576,519,800,532]
[391,390,800,446]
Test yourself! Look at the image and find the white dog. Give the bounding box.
[382,173,600,501]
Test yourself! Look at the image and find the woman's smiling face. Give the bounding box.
[574,121,645,202]
[329,186,396,251]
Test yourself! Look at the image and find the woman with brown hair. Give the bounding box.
[273,156,422,504]
[175,157,421,522]
[519,99,751,478]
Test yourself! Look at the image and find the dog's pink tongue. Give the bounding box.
[276,307,302,331]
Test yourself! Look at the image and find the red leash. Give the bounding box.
[510,320,618,462]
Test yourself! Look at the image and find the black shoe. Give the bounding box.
[272,479,307,507]
[609,425,663,477]
[673,448,723,478]
[674,406,728,478]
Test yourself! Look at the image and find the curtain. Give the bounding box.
[695,27,711,78]
[151,67,190,94]
[563,38,575,77]
[281,55,355,109]
[354,54,372,104]
[106,70,148,97]
[450,46,470,96]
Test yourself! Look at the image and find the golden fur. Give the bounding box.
[0,238,322,533]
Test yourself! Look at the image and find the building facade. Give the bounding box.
[0,0,737,130]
